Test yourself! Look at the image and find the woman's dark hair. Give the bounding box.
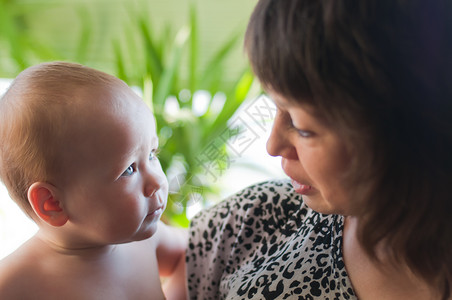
[245,0,452,297]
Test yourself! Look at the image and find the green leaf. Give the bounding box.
[188,4,198,93]
[75,6,92,63]
[143,76,154,110]
[139,17,163,86]
[202,69,255,145]
[164,209,189,227]
[199,32,241,89]
[113,40,127,82]
[153,26,190,107]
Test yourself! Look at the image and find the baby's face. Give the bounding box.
[59,84,168,246]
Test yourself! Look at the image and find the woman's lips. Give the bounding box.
[281,161,314,195]
[291,179,313,195]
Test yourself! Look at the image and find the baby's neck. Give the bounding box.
[34,230,120,261]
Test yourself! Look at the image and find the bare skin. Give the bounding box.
[343,217,439,300]
[0,64,187,300]
[0,231,167,300]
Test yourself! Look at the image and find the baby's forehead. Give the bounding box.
[81,84,149,117]
[59,89,156,164]
[70,84,153,125]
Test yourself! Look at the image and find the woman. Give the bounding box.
[186,0,452,299]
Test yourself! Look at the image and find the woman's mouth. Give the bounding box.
[291,179,313,195]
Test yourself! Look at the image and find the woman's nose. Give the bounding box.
[266,115,298,160]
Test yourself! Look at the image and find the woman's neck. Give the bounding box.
[342,216,439,300]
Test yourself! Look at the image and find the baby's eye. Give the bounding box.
[149,149,160,161]
[121,164,136,176]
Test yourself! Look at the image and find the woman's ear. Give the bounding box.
[28,182,68,227]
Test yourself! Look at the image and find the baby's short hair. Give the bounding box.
[0,62,123,216]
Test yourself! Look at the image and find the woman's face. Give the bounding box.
[266,91,353,215]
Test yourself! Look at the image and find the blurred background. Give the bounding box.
[0,0,286,259]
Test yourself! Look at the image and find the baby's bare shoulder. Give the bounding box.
[0,244,41,298]
[0,238,164,299]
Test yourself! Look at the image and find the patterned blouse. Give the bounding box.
[186,180,357,300]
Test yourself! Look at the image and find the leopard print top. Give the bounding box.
[186,180,357,300]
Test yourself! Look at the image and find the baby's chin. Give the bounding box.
[135,220,161,241]
[115,213,163,244]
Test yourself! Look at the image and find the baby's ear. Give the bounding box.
[28,182,68,227]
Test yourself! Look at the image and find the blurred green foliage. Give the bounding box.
[114,6,259,226]
[0,0,259,227]
[0,0,55,69]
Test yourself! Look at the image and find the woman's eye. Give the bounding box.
[121,164,135,177]
[291,121,314,138]
[297,129,314,138]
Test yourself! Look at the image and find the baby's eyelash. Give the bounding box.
[149,148,161,160]
[121,163,136,177]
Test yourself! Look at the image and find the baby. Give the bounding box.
[0,62,187,300]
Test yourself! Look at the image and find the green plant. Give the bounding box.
[0,0,51,74]
[114,5,258,227]
[0,0,97,76]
